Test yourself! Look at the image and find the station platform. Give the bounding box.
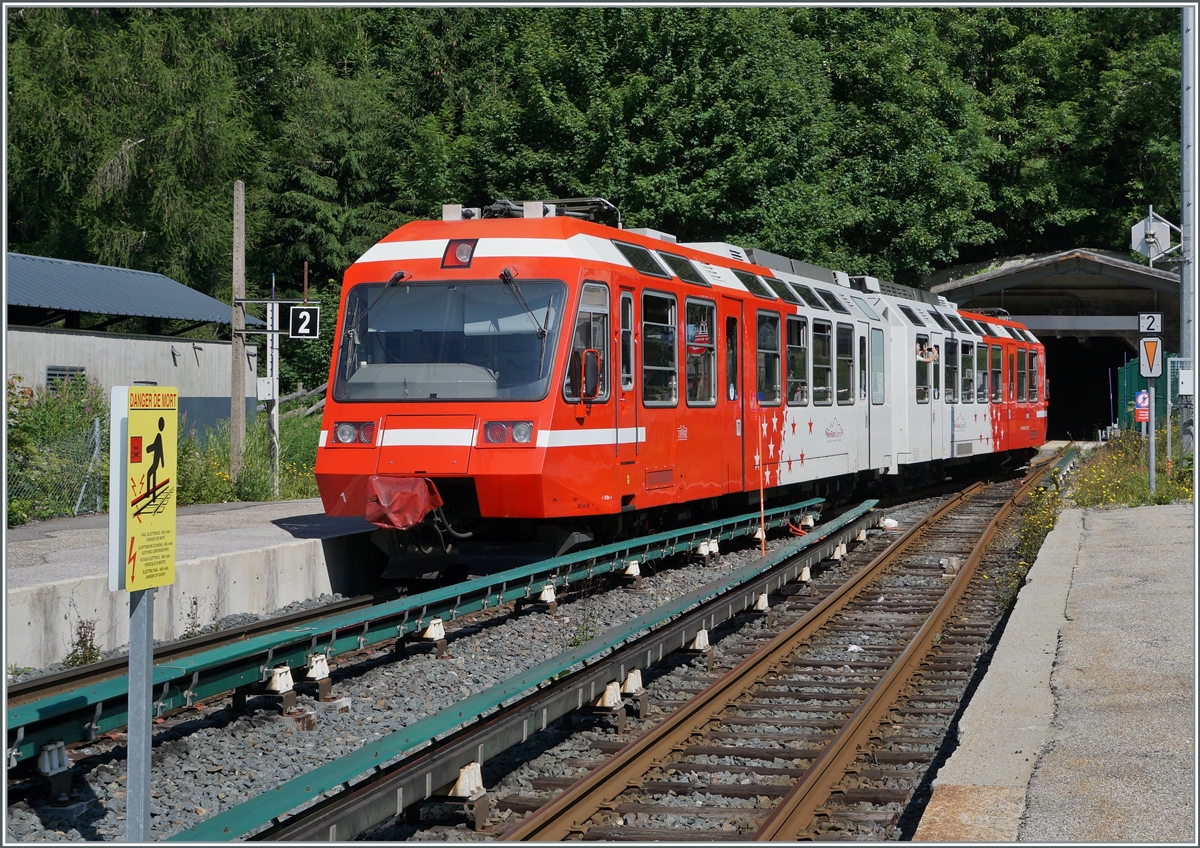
[5,500,377,670]
[915,500,1196,842]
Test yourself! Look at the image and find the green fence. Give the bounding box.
[1116,356,1173,430]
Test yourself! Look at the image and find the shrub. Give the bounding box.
[6,375,110,526]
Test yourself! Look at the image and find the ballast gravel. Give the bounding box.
[5,497,943,843]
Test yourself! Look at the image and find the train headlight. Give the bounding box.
[511,422,533,444]
[485,422,509,443]
[358,422,376,444]
[334,422,359,444]
[442,238,478,269]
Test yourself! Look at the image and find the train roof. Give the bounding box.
[350,203,1039,335]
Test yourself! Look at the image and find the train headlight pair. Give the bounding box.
[333,421,376,445]
[483,421,534,445]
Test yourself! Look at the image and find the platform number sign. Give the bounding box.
[1139,312,1162,334]
[290,305,320,339]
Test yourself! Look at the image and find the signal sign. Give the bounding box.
[289,305,320,338]
[1139,337,1163,378]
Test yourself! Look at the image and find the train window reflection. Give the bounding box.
[333,279,566,402]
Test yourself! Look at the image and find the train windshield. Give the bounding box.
[333,279,567,401]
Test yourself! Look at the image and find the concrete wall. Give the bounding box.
[5,537,379,670]
[7,326,259,437]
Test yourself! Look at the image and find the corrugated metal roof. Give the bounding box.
[5,253,264,325]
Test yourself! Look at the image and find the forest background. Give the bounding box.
[6,5,1182,395]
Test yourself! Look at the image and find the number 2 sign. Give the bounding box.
[290,305,320,338]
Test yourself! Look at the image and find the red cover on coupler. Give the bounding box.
[364,476,444,531]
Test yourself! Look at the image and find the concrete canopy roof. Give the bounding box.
[929,248,1180,346]
[5,253,263,326]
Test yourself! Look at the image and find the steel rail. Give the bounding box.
[173,502,878,842]
[499,485,982,842]
[6,497,823,768]
[754,462,1054,839]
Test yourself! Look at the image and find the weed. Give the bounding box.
[568,615,600,648]
[63,615,101,668]
[180,596,205,639]
[1069,429,1193,508]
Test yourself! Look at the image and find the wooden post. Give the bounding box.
[231,180,246,483]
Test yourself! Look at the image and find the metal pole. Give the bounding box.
[1181,6,1195,454]
[126,587,154,841]
[231,181,246,483]
[1149,380,1157,497]
[1166,377,1173,474]
[270,300,280,499]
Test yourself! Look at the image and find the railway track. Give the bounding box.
[498,468,1048,841]
[6,455,1065,842]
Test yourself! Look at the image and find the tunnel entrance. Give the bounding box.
[1042,336,1134,441]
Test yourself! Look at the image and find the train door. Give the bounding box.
[722,297,745,492]
[989,340,1006,451]
[929,329,945,459]
[855,321,871,472]
[868,325,890,471]
[616,289,638,465]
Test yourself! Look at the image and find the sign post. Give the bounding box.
[234,293,316,497]
[109,385,178,841]
[1140,336,1163,496]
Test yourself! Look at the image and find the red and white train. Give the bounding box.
[315,198,1046,559]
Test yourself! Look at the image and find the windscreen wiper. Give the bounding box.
[500,267,551,377]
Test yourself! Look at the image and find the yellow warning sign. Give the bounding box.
[124,387,178,589]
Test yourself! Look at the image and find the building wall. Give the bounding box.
[7,326,259,435]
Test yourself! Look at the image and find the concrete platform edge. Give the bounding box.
[913,508,1084,842]
[6,538,335,669]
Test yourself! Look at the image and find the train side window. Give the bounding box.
[976,343,989,403]
[565,282,610,402]
[1009,352,1016,401]
[786,316,809,405]
[1017,348,1027,402]
[756,311,782,405]
[1029,350,1039,402]
[642,292,678,406]
[812,321,833,405]
[858,334,867,400]
[620,293,634,391]
[836,323,854,404]
[991,344,1003,403]
[725,316,739,401]
[960,342,974,403]
[613,241,671,278]
[915,333,930,403]
[870,327,885,404]
[945,340,958,403]
[685,299,717,406]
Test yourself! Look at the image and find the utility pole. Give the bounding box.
[231,180,246,482]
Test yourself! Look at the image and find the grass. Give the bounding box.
[177,411,322,505]
[1067,428,1193,508]
[6,373,327,522]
